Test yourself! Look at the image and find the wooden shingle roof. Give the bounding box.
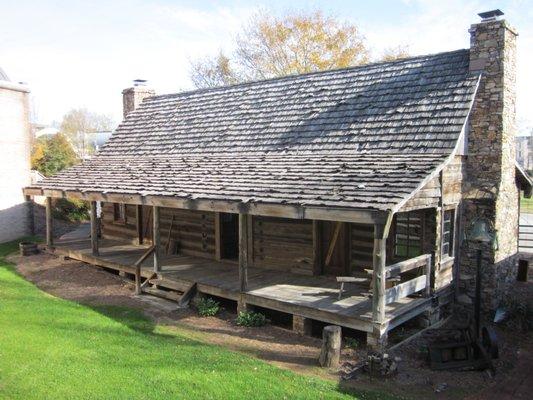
[31,49,479,212]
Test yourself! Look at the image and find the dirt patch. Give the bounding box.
[10,251,533,399]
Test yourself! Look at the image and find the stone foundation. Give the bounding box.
[292,315,312,335]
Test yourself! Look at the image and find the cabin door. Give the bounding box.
[321,221,348,276]
[220,213,239,260]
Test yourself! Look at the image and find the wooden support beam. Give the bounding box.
[214,212,222,261]
[165,214,176,254]
[325,221,342,267]
[246,214,254,267]
[135,205,143,245]
[134,246,155,295]
[45,196,53,249]
[425,255,432,297]
[372,224,387,324]
[239,213,249,293]
[141,272,157,289]
[153,206,161,273]
[90,201,99,256]
[25,194,35,236]
[312,220,322,275]
[24,186,388,225]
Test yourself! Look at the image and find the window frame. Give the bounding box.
[441,206,456,259]
[393,211,423,259]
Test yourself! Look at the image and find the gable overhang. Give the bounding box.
[23,187,389,225]
[391,74,482,214]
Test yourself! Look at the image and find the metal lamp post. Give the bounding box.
[467,217,498,338]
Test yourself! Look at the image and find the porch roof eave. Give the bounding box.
[22,186,390,225]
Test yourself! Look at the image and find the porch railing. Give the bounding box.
[373,253,432,322]
[384,253,432,304]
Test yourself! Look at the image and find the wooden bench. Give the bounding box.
[336,276,370,300]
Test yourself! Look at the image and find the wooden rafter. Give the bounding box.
[324,222,342,267]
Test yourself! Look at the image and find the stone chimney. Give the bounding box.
[122,79,155,118]
[460,10,519,310]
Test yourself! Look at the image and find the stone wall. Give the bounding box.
[460,18,519,311]
[0,81,32,243]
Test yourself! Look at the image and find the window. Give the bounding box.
[113,203,126,223]
[394,212,422,258]
[442,209,455,257]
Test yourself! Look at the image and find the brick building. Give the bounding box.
[0,67,32,242]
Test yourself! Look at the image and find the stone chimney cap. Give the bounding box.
[478,9,504,21]
[133,79,148,87]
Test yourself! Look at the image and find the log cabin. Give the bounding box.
[24,10,531,348]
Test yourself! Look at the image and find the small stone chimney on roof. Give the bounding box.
[122,79,155,118]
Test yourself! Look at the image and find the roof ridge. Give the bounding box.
[150,48,469,100]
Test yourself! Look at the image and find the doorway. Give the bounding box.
[321,221,348,276]
[220,213,239,260]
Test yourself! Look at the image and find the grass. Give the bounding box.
[521,195,533,211]
[0,239,394,400]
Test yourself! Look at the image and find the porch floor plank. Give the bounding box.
[53,237,430,333]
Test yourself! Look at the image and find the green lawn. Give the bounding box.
[0,239,390,400]
[521,195,533,211]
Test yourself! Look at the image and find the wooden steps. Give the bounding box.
[143,286,182,302]
[149,276,192,292]
[144,278,197,307]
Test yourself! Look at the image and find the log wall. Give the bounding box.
[396,155,465,292]
[159,207,215,259]
[252,216,314,275]
[101,202,139,242]
[442,155,464,205]
[349,223,374,272]
[101,203,216,259]
[402,176,441,211]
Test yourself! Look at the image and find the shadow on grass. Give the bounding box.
[89,304,158,335]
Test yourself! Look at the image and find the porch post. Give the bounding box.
[372,223,387,324]
[90,201,99,256]
[369,222,388,350]
[312,220,323,275]
[153,206,161,273]
[135,205,143,245]
[238,213,249,312]
[45,196,53,249]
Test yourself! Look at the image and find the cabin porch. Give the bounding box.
[52,233,435,342]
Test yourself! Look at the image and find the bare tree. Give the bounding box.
[380,45,410,62]
[190,10,370,88]
[190,52,241,89]
[60,108,114,159]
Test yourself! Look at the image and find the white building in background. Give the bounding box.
[0,67,32,242]
[516,132,532,171]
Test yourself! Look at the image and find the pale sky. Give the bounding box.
[1,0,532,133]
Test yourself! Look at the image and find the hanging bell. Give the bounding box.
[470,218,493,244]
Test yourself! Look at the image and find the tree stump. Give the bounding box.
[319,325,341,368]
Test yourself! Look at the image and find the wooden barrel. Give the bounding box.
[19,241,38,256]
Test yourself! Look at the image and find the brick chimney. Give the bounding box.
[460,10,519,310]
[122,79,155,118]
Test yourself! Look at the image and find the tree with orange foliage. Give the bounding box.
[190,10,373,88]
